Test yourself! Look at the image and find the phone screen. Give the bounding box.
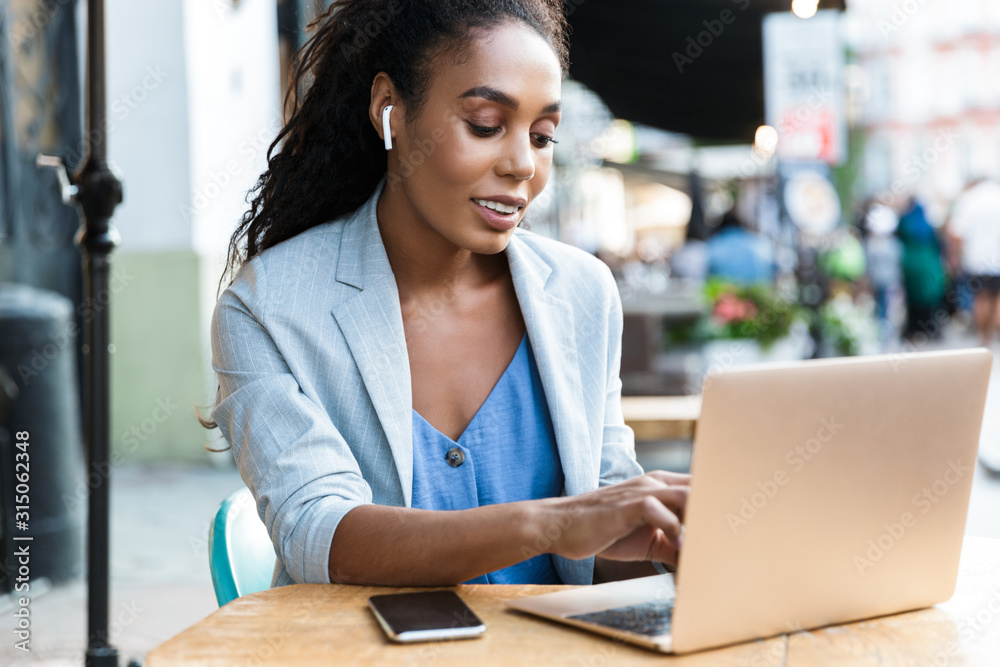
[368,590,486,643]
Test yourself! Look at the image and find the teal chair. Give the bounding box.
[209,487,276,606]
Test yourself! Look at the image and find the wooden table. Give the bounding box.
[147,537,1000,666]
[621,395,701,440]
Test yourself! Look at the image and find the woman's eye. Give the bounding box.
[467,122,558,148]
[468,123,501,137]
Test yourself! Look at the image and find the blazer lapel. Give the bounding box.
[330,181,593,507]
[506,234,593,497]
[331,181,415,506]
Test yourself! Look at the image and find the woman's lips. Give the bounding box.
[471,199,520,232]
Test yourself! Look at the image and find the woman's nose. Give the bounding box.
[497,134,535,181]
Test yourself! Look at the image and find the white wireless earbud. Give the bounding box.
[382,105,393,151]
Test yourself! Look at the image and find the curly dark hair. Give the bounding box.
[220,0,569,290]
[200,0,569,434]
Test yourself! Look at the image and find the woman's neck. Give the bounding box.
[375,185,509,302]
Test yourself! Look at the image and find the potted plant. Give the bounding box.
[666,279,811,392]
[817,293,880,357]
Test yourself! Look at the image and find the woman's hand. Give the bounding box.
[541,471,690,567]
[328,471,689,587]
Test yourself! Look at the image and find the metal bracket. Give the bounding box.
[35,154,79,205]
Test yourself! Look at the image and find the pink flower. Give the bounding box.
[713,293,757,323]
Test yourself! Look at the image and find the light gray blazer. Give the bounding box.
[210,177,644,588]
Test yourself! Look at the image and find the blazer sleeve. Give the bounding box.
[597,266,645,487]
[210,259,372,585]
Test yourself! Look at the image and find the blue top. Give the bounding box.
[706,227,776,284]
[410,332,564,584]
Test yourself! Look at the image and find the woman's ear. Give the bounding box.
[369,72,400,144]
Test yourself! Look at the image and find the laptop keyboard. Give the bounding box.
[568,599,675,637]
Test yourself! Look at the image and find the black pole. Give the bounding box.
[75,0,122,665]
[33,0,121,659]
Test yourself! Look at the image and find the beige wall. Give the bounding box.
[110,250,226,463]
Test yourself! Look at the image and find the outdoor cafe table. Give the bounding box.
[146,536,1000,666]
[621,395,701,441]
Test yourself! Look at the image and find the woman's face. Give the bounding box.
[384,21,562,255]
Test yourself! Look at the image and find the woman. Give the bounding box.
[203,0,688,588]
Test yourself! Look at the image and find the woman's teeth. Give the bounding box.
[474,199,518,215]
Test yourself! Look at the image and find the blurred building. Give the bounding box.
[848,0,1000,223]
[101,0,280,461]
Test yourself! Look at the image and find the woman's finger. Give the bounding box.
[645,470,692,487]
[648,485,689,522]
[646,530,679,565]
[632,494,683,546]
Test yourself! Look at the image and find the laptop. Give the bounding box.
[507,348,993,654]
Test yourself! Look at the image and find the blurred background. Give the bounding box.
[2,0,1000,664]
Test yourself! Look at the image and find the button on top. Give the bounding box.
[445,447,465,467]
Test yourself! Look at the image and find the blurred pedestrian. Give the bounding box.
[705,210,776,284]
[862,203,902,340]
[947,178,1000,346]
[896,198,947,342]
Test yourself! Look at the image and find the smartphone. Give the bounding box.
[368,590,486,643]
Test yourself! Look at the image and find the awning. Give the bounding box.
[566,0,847,142]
